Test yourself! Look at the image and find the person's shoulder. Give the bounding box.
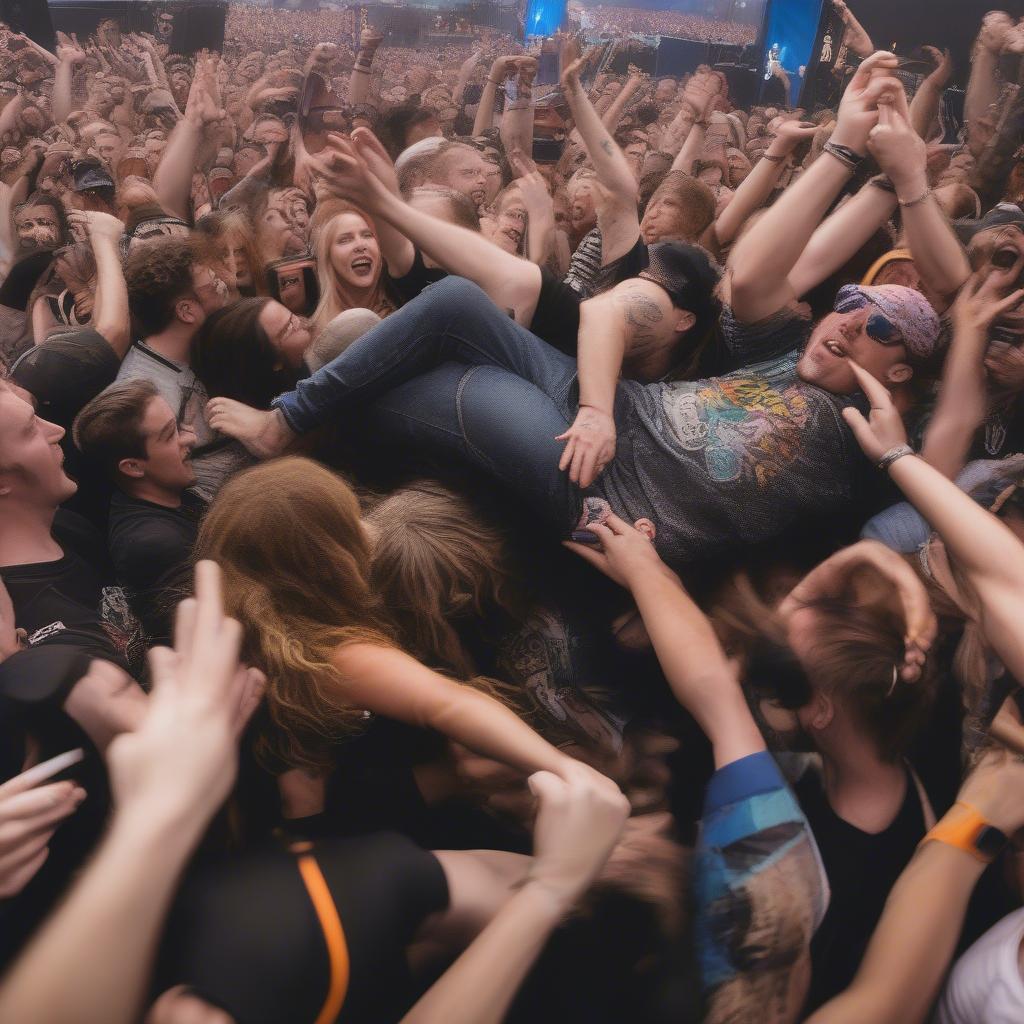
[53,507,105,558]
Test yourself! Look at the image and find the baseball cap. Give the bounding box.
[953,202,1024,246]
[71,157,115,193]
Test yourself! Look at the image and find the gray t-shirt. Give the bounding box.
[115,342,253,501]
[594,305,860,567]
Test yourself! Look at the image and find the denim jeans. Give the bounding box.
[275,278,584,529]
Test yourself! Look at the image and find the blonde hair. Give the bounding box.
[196,457,395,771]
[310,203,395,335]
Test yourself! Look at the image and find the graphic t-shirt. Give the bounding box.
[116,342,253,501]
[595,304,862,567]
[0,510,136,669]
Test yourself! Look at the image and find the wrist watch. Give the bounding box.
[920,801,1009,863]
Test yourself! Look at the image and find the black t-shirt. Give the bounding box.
[796,765,927,1014]
[159,833,449,1024]
[107,489,205,646]
[391,250,584,355]
[1,510,134,670]
[388,247,448,308]
[0,644,112,967]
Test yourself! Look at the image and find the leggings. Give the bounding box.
[277,277,586,529]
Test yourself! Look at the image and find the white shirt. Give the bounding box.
[936,907,1024,1024]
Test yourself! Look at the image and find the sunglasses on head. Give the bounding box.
[834,285,904,347]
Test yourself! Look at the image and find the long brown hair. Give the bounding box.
[364,481,518,679]
[714,567,937,761]
[195,457,395,771]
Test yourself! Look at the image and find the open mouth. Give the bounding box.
[503,227,522,246]
[470,189,486,206]
[822,338,847,358]
[351,256,374,275]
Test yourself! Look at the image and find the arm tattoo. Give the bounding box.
[600,138,614,157]
[614,287,664,353]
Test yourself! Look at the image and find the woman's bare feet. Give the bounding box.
[206,399,296,459]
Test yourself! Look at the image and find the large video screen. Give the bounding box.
[572,0,767,46]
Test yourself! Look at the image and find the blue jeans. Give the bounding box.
[275,278,584,529]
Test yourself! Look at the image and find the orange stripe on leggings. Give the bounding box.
[296,852,350,1024]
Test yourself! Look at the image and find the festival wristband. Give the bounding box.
[919,801,1008,863]
[877,444,914,472]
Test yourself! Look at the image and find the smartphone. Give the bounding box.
[15,748,85,789]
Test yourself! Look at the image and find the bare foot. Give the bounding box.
[206,399,296,459]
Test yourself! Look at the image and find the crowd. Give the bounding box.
[579,6,757,45]
[3,2,1024,1022]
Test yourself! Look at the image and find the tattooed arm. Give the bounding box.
[558,280,672,488]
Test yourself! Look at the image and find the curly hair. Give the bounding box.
[123,236,205,337]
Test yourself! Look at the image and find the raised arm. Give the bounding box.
[472,55,513,137]
[965,13,1010,137]
[313,131,540,320]
[909,47,952,141]
[834,0,874,59]
[600,71,643,131]
[567,514,763,767]
[499,58,537,163]
[0,563,263,1024]
[52,36,87,125]
[401,770,628,1024]
[349,30,383,108]
[809,750,1024,1024]
[559,50,640,265]
[331,642,589,782]
[922,268,1024,478]
[153,57,224,221]
[845,360,1024,683]
[714,120,819,248]
[728,51,900,323]
[68,211,130,358]
[866,89,970,304]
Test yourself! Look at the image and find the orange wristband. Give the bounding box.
[920,801,1008,863]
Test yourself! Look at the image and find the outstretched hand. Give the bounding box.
[105,561,264,833]
[563,511,668,589]
[526,766,629,912]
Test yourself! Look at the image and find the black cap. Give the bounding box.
[71,157,115,193]
[10,327,120,428]
[954,202,1024,246]
[639,241,721,320]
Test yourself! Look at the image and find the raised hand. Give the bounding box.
[833,50,900,155]
[768,119,819,154]
[67,209,125,247]
[922,46,953,90]
[866,93,925,191]
[951,266,1024,337]
[841,359,909,464]
[556,406,616,489]
[0,764,86,898]
[105,562,264,833]
[351,126,401,196]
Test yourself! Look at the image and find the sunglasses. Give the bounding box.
[834,285,905,347]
